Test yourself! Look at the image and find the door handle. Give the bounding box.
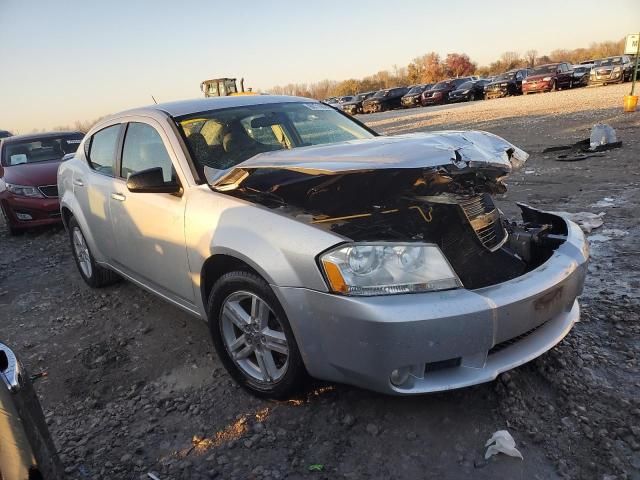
[111,192,126,202]
[73,179,84,187]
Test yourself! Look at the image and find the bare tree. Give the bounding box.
[525,49,537,67]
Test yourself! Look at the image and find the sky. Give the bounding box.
[0,0,638,133]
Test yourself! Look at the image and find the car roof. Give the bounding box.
[122,95,317,118]
[0,131,83,143]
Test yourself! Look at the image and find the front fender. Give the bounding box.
[185,186,343,314]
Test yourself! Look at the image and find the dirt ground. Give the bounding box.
[1,83,639,480]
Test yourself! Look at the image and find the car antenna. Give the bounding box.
[151,95,158,104]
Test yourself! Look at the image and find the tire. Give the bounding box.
[550,80,557,92]
[0,205,23,236]
[207,270,306,399]
[569,79,574,89]
[68,216,120,288]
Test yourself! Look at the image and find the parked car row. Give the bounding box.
[0,131,83,235]
[325,55,638,115]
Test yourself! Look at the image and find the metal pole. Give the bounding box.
[631,33,640,96]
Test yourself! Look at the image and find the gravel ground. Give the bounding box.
[1,82,639,480]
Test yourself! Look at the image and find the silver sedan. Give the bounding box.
[58,95,588,397]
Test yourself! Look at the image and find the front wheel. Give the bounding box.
[68,216,120,288]
[208,271,307,399]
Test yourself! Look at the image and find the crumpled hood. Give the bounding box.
[206,131,528,188]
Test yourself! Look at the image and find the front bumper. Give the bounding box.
[361,103,381,113]
[421,94,445,105]
[0,193,62,229]
[275,212,588,395]
[590,71,623,84]
[484,87,509,99]
[401,96,421,107]
[522,80,551,93]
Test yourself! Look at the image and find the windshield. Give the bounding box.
[457,81,475,90]
[176,102,375,173]
[1,133,83,166]
[407,86,424,94]
[596,57,623,66]
[531,65,558,75]
[432,81,450,90]
[372,90,388,98]
[495,72,516,81]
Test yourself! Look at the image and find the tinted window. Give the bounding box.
[531,65,558,75]
[2,133,83,166]
[457,81,475,90]
[432,81,451,90]
[121,123,175,183]
[88,126,120,175]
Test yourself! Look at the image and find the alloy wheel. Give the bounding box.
[72,227,92,278]
[220,291,289,384]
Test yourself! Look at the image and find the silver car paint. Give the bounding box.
[58,96,589,394]
[58,101,346,320]
[274,214,587,393]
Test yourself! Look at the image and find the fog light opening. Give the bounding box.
[15,212,32,221]
[390,367,411,387]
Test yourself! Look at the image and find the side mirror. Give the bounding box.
[126,167,181,194]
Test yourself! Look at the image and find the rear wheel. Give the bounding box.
[68,216,120,288]
[208,271,306,399]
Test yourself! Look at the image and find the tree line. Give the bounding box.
[269,38,626,99]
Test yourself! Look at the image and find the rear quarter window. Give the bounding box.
[87,124,121,176]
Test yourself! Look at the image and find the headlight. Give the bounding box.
[462,89,470,94]
[613,66,621,72]
[543,76,552,81]
[320,243,461,296]
[499,83,508,87]
[5,183,43,198]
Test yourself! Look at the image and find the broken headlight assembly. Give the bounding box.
[320,243,462,296]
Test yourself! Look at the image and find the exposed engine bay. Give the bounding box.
[216,167,567,289]
[206,131,569,289]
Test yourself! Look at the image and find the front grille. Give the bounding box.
[488,321,547,355]
[456,193,507,251]
[39,185,58,198]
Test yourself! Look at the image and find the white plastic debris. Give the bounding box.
[589,123,617,150]
[552,211,605,233]
[484,430,523,460]
[590,197,616,208]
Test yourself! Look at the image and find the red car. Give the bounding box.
[522,62,574,94]
[0,131,83,235]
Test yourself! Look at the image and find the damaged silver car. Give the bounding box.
[58,96,589,397]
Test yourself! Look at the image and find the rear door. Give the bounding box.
[108,120,195,307]
[75,123,122,261]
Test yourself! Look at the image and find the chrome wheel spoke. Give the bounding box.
[251,296,270,329]
[254,348,278,382]
[228,334,252,359]
[262,328,288,355]
[223,301,251,330]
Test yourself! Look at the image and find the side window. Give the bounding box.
[515,71,523,81]
[88,125,120,175]
[121,123,176,183]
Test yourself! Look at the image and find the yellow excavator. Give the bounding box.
[200,77,256,97]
